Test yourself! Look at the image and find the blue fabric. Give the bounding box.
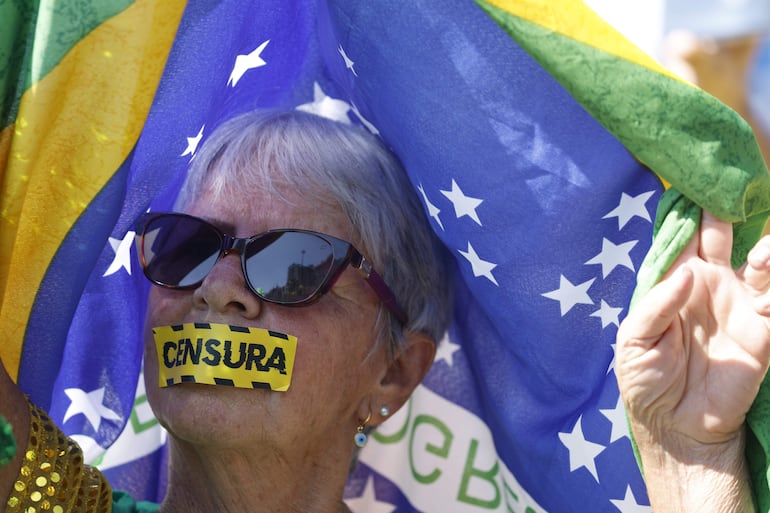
[22,1,664,511]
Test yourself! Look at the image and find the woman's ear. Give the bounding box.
[371,331,436,425]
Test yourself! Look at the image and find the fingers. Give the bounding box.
[618,265,694,350]
[742,235,770,297]
[698,210,733,266]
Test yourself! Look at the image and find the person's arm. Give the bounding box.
[0,358,114,511]
[0,358,30,506]
[631,419,753,511]
[617,212,770,512]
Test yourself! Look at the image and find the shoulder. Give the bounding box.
[113,490,160,513]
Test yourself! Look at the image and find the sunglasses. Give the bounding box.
[133,212,408,324]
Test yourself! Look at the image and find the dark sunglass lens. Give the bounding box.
[244,232,334,303]
[142,216,222,287]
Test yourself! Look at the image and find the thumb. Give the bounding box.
[618,265,694,354]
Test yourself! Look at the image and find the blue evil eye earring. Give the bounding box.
[354,412,372,448]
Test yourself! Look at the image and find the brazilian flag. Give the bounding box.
[2,0,770,511]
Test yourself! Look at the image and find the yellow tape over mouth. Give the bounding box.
[153,323,297,391]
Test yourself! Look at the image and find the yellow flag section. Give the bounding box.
[479,0,678,78]
[0,0,186,380]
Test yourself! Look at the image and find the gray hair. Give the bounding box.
[175,109,452,350]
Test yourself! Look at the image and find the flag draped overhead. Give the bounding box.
[1,1,768,512]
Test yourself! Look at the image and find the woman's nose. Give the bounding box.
[192,253,263,318]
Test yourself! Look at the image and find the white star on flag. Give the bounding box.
[103,231,135,277]
[585,238,638,278]
[227,39,269,87]
[345,477,395,513]
[610,485,652,513]
[542,275,595,316]
[417,184,444,230]
[63,387,122,432]
[607,343,618,375]
[590,300,623,329]
[603,190,655,230]
[458,242,498,285]
[350,102,379,135]
[181,125,204,159]
[558,415,606,482]
[441,179,483,225]
[434,332,461,366]
[599,395,631,443]
[296,82,352,123]
[338,44,358,76]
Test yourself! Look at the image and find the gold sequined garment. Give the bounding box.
[4,400,112,513]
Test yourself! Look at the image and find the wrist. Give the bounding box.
[633,423,754,513]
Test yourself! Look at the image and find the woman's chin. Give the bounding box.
[152,383,271,446]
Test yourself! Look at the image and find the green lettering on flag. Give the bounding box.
[458,438,500,509]
[130,393,159,434]
[410,414,453,485]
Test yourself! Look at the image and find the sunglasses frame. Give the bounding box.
[133,212,408,325]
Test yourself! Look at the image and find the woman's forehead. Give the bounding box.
[183,179,356,240]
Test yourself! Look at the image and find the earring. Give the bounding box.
[354,412,372,448]
[379,406,390,417]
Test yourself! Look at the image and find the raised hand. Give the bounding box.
[617,211,770,511]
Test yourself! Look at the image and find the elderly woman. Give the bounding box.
[1,109,770,513]
[1,109,451,513]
